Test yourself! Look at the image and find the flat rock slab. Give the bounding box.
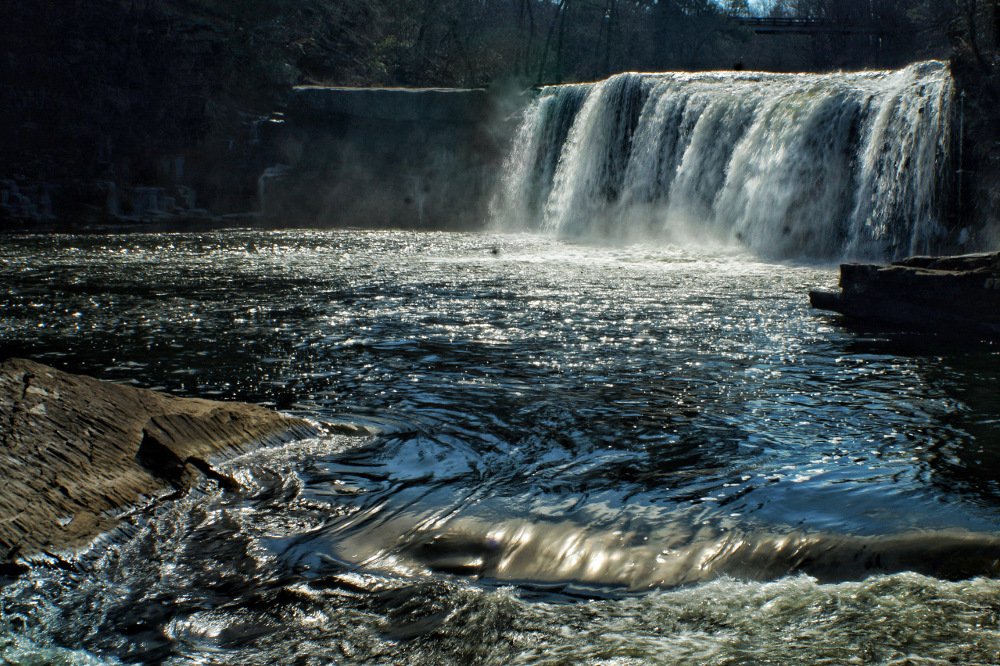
[809,252,1000,337]
[0,358,317,565]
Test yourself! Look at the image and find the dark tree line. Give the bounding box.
[757,0,998,71]
[354,0,756,85]
[324,0,997,87]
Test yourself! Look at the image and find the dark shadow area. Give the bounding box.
[2,1,996,235]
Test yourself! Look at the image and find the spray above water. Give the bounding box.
[493,61,955,260]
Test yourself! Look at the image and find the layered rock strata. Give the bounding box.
[0,358,316,566]
[809,252,1000,336]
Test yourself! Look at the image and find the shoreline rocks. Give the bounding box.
[809,252,1000,337]
[0,358,317,567]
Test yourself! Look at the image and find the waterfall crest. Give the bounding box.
[493,62,955,260]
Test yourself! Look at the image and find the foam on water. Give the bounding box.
[2,433,1000,665]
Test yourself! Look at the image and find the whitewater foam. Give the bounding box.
[494,62,956,260]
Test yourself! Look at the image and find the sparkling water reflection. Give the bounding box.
[2,230,1000,663]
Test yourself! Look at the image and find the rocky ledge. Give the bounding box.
[0,358,317,568]
[809,252,1000,337]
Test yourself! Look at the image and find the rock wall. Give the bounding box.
[955,64,1000,247]
[948,5,1000,248]
[0,358,316,566]
[1,2,232,225]
[0,1,372,228]
[809,251,1000,337]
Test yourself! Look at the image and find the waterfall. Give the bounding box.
[493,61,956,261]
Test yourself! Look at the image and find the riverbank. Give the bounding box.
[0,358,317,570]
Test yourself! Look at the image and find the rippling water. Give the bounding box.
[2,230,1000,664]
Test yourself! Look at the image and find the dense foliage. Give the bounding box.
[290,0,991,86]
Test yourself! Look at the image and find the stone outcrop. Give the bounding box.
[809,252,1000,336]
[950,32,1000,247]
[0,358,317,566]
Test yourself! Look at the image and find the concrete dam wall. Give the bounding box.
[261,86,517,230]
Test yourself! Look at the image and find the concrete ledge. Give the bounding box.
[0,358,317,565]
[289,86,491,124]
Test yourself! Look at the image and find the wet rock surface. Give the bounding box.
[810,251,1000,336]
[0,358,316,565]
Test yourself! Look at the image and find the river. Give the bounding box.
[2,230,1000,663]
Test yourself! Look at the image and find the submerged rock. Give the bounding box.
[0,358,317,566]
[809,252,1000,337]
[348,514,1000,589]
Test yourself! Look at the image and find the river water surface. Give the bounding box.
[2,230,1000,664]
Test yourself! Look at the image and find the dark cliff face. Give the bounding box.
[261,87,514,230]
[0,1,375,224]
[947,2,1000,246]
[3,2,225,217]
[0,1,516,230]
[950,51,1000,247]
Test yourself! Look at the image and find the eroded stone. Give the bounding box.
[0,358,317,564]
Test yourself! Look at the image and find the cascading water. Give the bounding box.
[494,61,956,260]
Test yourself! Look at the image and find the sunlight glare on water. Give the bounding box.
[2,230,1000,663]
